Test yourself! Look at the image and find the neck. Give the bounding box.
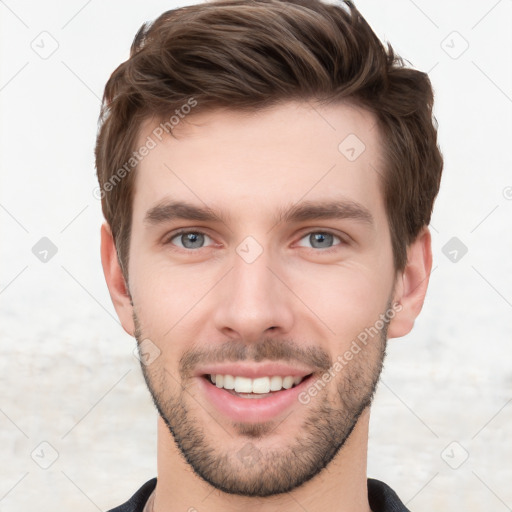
[152,407,372,512]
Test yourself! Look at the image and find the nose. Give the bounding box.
[213,246,295,343]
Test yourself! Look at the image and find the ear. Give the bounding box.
[100,222,135,336]
[387,226,433,339]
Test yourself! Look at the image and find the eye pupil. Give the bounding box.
[310,232,333,249]
[182,232,204,248]
[170,230,341,252]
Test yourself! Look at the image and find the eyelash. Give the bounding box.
[164,229,347,253]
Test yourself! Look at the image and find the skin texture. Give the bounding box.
[101,100,432,512]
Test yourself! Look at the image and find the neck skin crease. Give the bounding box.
[151,407,373,512]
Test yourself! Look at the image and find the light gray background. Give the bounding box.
[1,0,511,510]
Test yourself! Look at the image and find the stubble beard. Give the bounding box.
[134,302,390,497]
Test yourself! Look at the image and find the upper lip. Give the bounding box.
[195,362,316,379]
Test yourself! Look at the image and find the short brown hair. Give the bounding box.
[95,0,443,279]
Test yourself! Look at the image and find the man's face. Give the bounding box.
[126,101,398,496]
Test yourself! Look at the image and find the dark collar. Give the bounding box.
[108,477,410,512]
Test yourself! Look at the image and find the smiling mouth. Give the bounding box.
[202,373,314,399]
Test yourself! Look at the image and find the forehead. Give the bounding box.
[132,101,385,226]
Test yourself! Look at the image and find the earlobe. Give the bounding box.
[387,227,433,339]
[100,223,136,336]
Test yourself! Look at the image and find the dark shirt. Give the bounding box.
[107,477,411,511]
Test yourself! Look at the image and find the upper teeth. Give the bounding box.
[210,374,305,393]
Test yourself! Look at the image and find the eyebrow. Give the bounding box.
[275,199,374,227]
[145,200,230,225]
[144,198,374,229]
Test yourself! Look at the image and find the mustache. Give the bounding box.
[178,337,333,380]
[132,295,394,381]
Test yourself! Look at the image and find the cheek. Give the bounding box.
[130,238,392,363]
[291,264,388,344]
[130,254,219,343]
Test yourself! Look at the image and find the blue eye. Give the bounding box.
[165,229,345,252]
[297,231,343,250]
[168,231,214,249]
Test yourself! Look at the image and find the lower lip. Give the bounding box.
[198,374,314,423]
